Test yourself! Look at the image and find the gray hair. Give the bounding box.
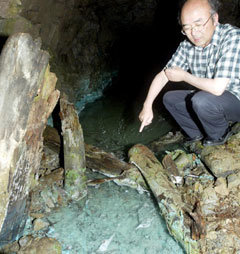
[178,0,221,24]
[207,0,221,13]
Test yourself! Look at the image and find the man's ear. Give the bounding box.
[213,13,219,26]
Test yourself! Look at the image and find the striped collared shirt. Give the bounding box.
[166,23,240,100]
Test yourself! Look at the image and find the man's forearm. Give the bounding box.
[165,67,229,96]
[184,72,229,96]
[143,70,168,108]
[138,70,168,132]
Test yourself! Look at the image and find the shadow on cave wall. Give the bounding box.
[0,36,9,54]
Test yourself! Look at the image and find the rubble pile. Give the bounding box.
[2,123,240,253]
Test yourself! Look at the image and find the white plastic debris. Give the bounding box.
[135,218,154,230]
[170,175,183,184]
[97,234,115,252]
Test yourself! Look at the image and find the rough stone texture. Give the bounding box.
[19,0,159,108]
[33,218,50,232]
[201,132,240,177]
[0,0,35,36]
[18,237,62,254]
[29,167,66,216]
[0,33,59,246]
[0,240,20,253]
[0,0,159,109]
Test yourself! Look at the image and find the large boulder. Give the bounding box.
[201,131,240,177]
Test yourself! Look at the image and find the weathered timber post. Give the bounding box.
[60,96,87,201]
[128,144,200,253]
[0,33,59,246]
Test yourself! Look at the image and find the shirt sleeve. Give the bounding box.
[165,40,189,71]
[214,32,240,80]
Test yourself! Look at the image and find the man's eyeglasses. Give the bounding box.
[181,13,215,35]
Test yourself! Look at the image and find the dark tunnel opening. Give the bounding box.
[78,2,184,154]
[104,1,183,103]
[100,1,183,131]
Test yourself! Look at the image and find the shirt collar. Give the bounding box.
[210,23,221,47]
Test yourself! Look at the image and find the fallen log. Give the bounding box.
[42,126,148,192]
[42,126,130,176]
[85,143,148,192]
[128,144,200,253]
[85,143,131,175]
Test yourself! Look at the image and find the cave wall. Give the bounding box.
[220,0,240,25]
[0,0,158,108]
[0,0,239,107]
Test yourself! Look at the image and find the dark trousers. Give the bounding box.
[163,90,240,140]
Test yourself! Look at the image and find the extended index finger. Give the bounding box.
[139,121,146,133]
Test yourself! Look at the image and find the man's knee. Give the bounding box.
[191,91,212,109]
[191,92,217,113]
[163,91,177,107]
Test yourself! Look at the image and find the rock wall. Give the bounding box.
[219,0,240,25]
[0,0,158,108]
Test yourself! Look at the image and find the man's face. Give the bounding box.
[181,0,218,47]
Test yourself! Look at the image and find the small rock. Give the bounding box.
[227,171,240,190]
[193,182,204,194]
[41,189,55,208]
[33,218,50,231]
[30,213,45,219]
[214,177,229,196]
[201,134,240,177]
[0,241,20,253]
[174,152,192,171]
[201,186,219,216]
[18,237,61,254]
[206,230,217,240]
[19,235,34,248]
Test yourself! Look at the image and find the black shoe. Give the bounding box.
[184,135,203,144]
[203,128,233,146]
